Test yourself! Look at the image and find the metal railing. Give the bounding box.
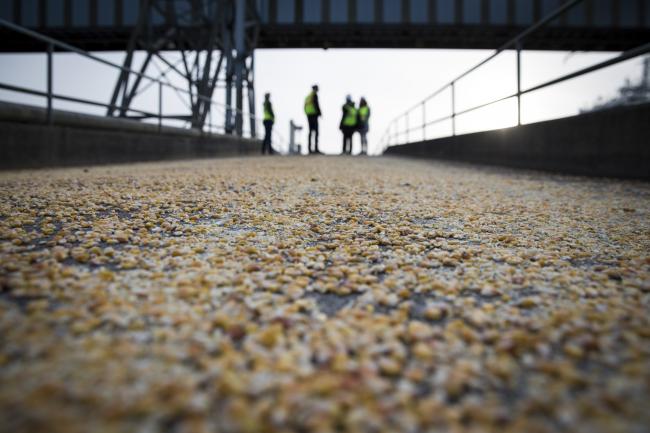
[0,17,286,149]
[381,0,650,149]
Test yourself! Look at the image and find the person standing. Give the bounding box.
[262,93,275,155]
[357,97,370,155]
[339,95,357,155]
[304,85,322,154]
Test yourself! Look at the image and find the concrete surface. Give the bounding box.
[1,156,649,433]
[385,103,650,180]
[0,101,261,169]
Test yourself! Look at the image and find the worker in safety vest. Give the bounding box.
[262,93,275,155]
[339,95,357,155]
[357,97,370,155]
[304,85,322,154]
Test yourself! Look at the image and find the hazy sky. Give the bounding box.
[0,47,644,155]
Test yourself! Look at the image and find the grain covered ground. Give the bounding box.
[0,156,649,433]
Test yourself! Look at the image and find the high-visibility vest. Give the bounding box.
[359,106,370,122]
[263,101,274,122]
[304,92,317,115]
[343,104,357,127]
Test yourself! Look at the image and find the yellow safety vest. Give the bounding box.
[263,101,274,122]
[343,104,357,127]
[304,92,317,115]
[359,106,370,122]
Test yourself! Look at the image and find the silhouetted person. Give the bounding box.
[262,93,274,155]
[340,95,357,155]
[304,85,322,154]
[358,97,370,155]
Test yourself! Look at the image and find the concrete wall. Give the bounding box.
[385,103,650,180]
[0,102,261,170]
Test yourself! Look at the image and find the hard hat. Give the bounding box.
[346,94,352,102]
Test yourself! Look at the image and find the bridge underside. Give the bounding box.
[0,25,648,52]
[257,24,649,50]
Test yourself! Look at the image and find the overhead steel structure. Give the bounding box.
[1,0,649,52]
[103,0,258,135]
[104,0,258,136]
[1,0,649,136]
[1,0,260,136]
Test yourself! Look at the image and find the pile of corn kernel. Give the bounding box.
[0,156,649,433]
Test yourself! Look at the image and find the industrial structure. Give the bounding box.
[1,0,650,137]
[583,55,650,111]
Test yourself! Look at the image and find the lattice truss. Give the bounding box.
[107,0,259,136]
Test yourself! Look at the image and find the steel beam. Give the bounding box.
[104,0,259,136]
[234,0,245,136]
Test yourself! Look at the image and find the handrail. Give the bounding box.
[0,82,158,118]
[0,17,230,111]
[400,0,585,116]
[381,0,650,150]
[385,40,650,142]
[0,17,279,144]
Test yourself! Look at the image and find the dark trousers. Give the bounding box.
[307,115,319,153]
[262,120,273,154]
[342,127,354,155]
[359,124,368,154]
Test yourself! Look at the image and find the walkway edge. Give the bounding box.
[0,102,261,170]
[384,103,650,181]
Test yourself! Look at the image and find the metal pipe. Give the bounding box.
[522,41,650,95]
[0,82,158,117]
[248,53,257,139]
[384,0,587,141]
[405,0,586,113]
[0,18,261,121]
[234,0,245,136]
[422,102,426,141]
[451,82,456,136]
[405,113,409,144]
[454,93,518,118]
[415,41,650,122]
[424,114,455,128]
[516,40,522,126]
[158,81,163,132]
[46,42,53,125]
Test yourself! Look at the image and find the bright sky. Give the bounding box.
[0,47,643,155]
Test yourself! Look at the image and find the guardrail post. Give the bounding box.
[421,102,426,141]
[516,40,522,126]
[405,114,409,144]
[451,82,456,136]
[46,42,53,125]
[158,81,162,133]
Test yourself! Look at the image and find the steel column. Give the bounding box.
[224,32,233,134]
[104,0,259,136]
[234,0,245,136]
[46,42,53,125]
[158,81,162,132]
[517,40,522,126]
[247,53,257,138]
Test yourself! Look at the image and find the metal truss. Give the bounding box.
[106,0,259,137]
